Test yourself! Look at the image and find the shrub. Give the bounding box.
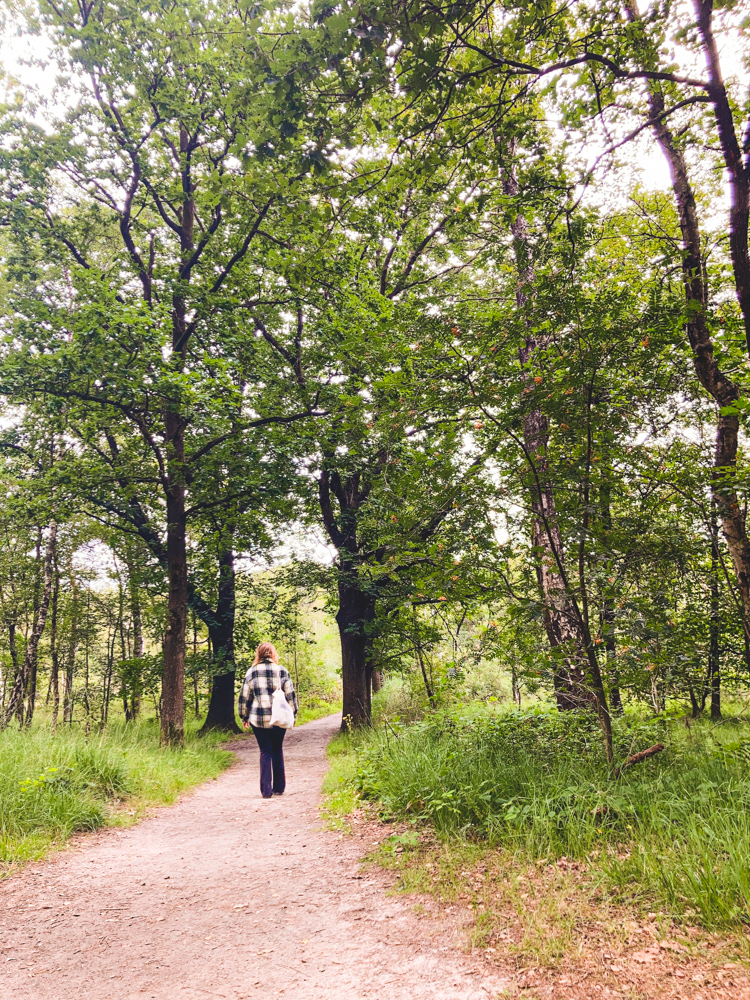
[351,707,750,927]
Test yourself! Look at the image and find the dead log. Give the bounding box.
[614,743,664,778]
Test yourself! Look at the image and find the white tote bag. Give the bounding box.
[270,670,295,729]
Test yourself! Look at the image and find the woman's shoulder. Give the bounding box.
[249,661,281,675]
[245,661,289,678]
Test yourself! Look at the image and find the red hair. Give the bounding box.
[253,642,279,666]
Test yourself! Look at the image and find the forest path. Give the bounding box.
[0,714,507,1000]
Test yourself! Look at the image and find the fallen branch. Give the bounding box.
[614,743,664,777]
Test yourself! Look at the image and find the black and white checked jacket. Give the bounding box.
[238,661,298,728]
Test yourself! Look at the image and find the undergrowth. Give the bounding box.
[334,706,750,930]
[296,695,341,726]
[0,718,232,872]
[321,729,362,829]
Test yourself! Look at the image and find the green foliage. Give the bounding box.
[234,568,342,716]
[0,719,231,871]
[372,674,432,725]
[321,733,363,830]
[340,706,750,927]
[0,0,747,904]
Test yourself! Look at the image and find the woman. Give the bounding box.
[238,641,298,799]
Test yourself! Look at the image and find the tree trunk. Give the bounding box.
[200,543,240,733]
[50,548,60,729]
[692,0,750,355]
[162,408,187,747]
[64,579,77,726]
[502,157,594,712]
[649,103,750,651]
[4,523,57,728]
[511,643,522,706]
[120,614,132,722]
[337,576,375,728]
[23,527,43,727]
[159,123,197,748]
[190,611,201,719]
[626,0,750,682]
[709,499,721,720]
[517,349,614,756]
[126,546,143,720]
[117,577,129,721]
[524,436,595,711]
[102,624,115,728]
[318,468,378,729]
[687,676,701,718]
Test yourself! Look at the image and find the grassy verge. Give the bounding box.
[296,696,341,727]
[0,718,233,874]
[321,730,362,830]
[325,706,750,931]
[366,832,750,979]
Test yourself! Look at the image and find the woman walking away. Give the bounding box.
[238,642,298,799]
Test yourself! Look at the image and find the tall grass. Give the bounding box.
[0,718,232,872]
[351,708,750,927]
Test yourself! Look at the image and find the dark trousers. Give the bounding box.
[251,725,286,798]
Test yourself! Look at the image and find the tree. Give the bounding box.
[243,141,505,726]
[355,0,750,694]
[0,0,343,743]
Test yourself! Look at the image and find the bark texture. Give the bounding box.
[693,0,750,354]
[200,544,241,734]
[162,410,187,747]
[337,575,375,728]
[503,162,598,712]
[318,467,378,728]
[159,124,193,748]
[521,402,596,710]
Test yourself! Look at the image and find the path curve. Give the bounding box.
[0,715,506,999]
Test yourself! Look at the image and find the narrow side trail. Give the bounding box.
[0,715,507,1000]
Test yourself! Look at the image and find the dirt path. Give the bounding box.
[0,715,508,1000]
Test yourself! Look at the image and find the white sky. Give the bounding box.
[3,8,745,202]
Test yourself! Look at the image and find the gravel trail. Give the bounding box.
[0,714,506,1000]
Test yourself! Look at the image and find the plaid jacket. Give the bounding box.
[238,661,298,729]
